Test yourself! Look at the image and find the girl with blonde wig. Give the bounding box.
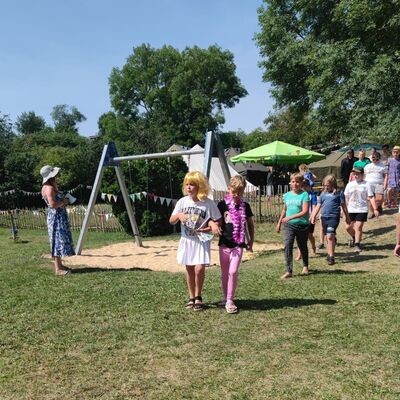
[170,171,221,310]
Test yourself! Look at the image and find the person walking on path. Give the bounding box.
[384,146,400,209]
[341,149,357,186]
[311,175,350,266]
[344,167,379,253]
[169,171,221,311]
[216,175,254,314]
[276,173,310,279]
[40,165,75,276]
[364,151,387,216]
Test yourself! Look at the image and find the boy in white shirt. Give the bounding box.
[344,167,379,252]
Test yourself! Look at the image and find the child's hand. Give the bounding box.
[178,213,188,223]
[282,217,289,223]
[275,223,281,233]
[246,243,253,252]
[208,221,222,236]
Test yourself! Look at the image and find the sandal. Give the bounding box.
[185,298,195,309]
[193,296,204,311]
[225,301,238,314]
[55,269,71,276]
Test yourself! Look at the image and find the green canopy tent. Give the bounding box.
[230,141,325,165]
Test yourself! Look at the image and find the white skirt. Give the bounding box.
[177,236,211,265]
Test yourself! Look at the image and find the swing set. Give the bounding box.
[75,131,231,254]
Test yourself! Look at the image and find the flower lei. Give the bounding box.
[225,194,246,244]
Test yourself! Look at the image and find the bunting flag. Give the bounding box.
[101,193,106,201]
[113,195,118,203]
[107,194,113,202]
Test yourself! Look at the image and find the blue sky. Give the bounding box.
[0,0,274,137]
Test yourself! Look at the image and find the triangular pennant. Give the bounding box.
[129,194,136,202]
[113,195,118,203]
[159,197,165,205]
[166,198,172,206]
[136,192,141,200]
[107,194,112,202]
[153,195,158,203]
[101,193,106,200]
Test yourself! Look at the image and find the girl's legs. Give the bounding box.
[375,193,384,213]
[309,232,317,255]
[283,223,296,277]
[219,246,243,313]
[392,188,399,208]
[326,234,335,257]
[295,226,309,274]
[346,221,355,244]
[185,264,206,309]
[185,265,196,299]
[54,256,69,275]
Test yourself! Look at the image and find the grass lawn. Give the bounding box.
[0,213,399,400]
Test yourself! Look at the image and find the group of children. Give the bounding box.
[170,157,395,312]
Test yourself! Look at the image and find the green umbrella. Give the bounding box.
[230,140,325,165]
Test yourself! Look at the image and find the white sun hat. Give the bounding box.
[40,165,60,184]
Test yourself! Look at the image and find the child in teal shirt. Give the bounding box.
[276,173,310,279]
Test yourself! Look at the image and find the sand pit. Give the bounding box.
[63,239,282,273]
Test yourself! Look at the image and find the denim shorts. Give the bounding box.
[321,216,340,235]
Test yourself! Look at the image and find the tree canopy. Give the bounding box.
[108,43,248,153]
[257,0,400,144]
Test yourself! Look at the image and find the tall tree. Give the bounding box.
[51,105,86,133]
[0,113,16,189]
[257,0,400,144]
[15,111,46,135]
[108,44,247,153]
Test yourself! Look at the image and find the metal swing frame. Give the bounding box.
[75,131,231,254]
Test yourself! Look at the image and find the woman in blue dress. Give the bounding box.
[40,165,75,275]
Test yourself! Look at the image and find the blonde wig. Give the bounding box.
[182,171,211,200]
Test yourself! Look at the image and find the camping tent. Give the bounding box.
[309,143,383,183]
[169,144,257,192]
[230,141,325,165]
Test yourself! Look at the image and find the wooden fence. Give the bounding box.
[0,185,289,232]
[0,204,124,232]
[213,185,287,223]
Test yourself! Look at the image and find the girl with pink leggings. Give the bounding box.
[216,175,255,314]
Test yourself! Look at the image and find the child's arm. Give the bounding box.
[310,203,321,225]
[368,196,380,218]
[276,205,286,233]
[246,216,255,252]
[169,212,187,225]
[340,201,351,225]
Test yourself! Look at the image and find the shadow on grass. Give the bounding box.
[364,225,395,236]
[70,266,151,274]
[336,253,389,263]
[234,298,337,311]
[310,269,367,275]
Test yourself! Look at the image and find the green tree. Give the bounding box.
[51,105,87,133]
[257,0,400,144]
[108,44,247,153]
[0,113,16,189]
[15,111,46,135]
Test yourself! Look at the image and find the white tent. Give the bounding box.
[181,144,257,192]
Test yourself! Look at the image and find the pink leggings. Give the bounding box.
[219,245,244,302]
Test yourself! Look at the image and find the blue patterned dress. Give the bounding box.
[44,193,75,257]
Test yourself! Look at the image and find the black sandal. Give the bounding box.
[193,295,204,311]
[185,298,195,309]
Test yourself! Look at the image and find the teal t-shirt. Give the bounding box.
[283,190,309,225]
[353,159,371,169]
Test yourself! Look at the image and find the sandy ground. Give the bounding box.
[63,239,282,273]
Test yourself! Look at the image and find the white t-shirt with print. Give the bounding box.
[171,196,221,265]
[344,180,373,213]
[364,162,387,184]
